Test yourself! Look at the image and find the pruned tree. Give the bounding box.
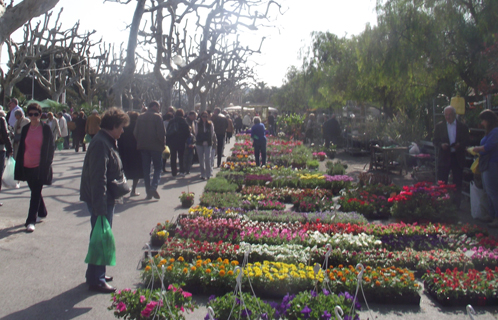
[0,0,60,63]
[26,9,100,102]
[107,0,146,107]
[180,34,260,111]
[113,0,282,112]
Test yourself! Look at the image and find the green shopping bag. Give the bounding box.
[84,134,92,144]
[84,216,116,266]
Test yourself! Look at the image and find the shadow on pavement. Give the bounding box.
[0,283,92,320]
[0,223,26,240]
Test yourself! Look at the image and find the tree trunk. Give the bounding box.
[108,0,146,108]
[0,0,60,62]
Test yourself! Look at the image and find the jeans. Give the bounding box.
[184,146,194,174]
[85,203,114,286]
[253,140,267,167]
[482,162,498,219]
[196,145,212,178]
[0,150,5,192]
[169,145,185,176]
[216,133,225,167]
[141,150,162,194]
[24,167,47,226]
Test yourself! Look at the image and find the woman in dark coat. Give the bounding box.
[118,111,143,196]
[74,111,87,152]
[15,103,54,232]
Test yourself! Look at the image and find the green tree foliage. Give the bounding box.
[272,0,498,117]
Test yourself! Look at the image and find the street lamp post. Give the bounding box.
[172,54,185,110]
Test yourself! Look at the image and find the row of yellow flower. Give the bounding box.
[142,256,420,296]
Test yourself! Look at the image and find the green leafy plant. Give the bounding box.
[306,159,320,170]
[207,292,275,320]
[204,178,238,193]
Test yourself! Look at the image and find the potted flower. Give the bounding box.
[179,191,195,208]
[317,151,326,161]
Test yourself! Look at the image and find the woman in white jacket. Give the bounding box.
[57,112,68,144]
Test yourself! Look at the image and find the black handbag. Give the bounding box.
[108,176,130,198]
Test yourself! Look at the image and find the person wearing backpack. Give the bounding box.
[166,109,190,177]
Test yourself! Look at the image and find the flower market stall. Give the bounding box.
[109,133,498,320]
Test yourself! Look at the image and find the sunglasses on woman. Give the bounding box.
[28,112,40,117]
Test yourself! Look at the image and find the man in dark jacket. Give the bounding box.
[212,107,228,167]
[166,109,190,176]
[433,106,469,206]
[134,101,165,199]
[234,113,243,134]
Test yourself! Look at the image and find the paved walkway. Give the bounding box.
[0,146,497,320]
[0,145,217,320]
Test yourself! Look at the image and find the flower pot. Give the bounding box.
[181,200,194,208]
[319,155,326,161]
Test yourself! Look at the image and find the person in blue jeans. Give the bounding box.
[250,116,267,166]
[473,110,498,228]
[80,107,130,293]
[133,101,165,200]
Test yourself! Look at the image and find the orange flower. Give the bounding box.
[167,266,173,271]
[228,270,234,276]
[183,268,188,274]
[178,256,185,262]
[375,281,381,286]
[169,258,175,263]
[191,266,197,271]
[206,269,212,274]
[219,270,226,277]
[341,277,347,282]
[145,266,151,272]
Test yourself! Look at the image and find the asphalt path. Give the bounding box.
[1,145,498,320]
[0,146,214,320]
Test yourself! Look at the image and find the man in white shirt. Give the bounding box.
[57,112,69,149]
[433,105,469,207]
[6,98,24,129]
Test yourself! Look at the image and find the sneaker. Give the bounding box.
[26,224,35,232]
[36,217,41,223]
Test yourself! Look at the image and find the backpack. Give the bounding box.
[166,120,178,137]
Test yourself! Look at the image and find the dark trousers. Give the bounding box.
[169,145,185,176]
[438,153,463,204]
[74,136,86,152]
[254,140,267,167]
[216,133,225,167]
[85,203,114,286]
[24,167,47,226]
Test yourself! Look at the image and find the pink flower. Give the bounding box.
[116,302,127,312]
[140,295,146,303]
[182,291,192,298]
